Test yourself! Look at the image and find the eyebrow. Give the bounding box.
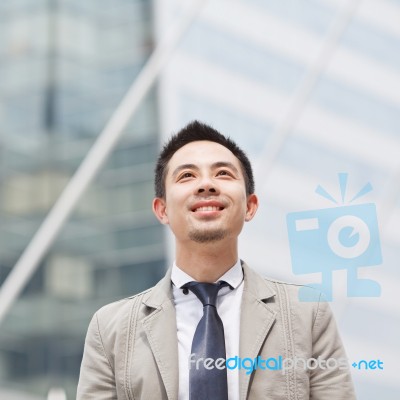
[171,161,240,179]
[213,161,240,174]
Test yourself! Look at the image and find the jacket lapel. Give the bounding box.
[142,270,179,400]
[239,262,277,400]
[139,263,277,400]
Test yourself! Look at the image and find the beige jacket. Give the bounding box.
[77,262,356,399]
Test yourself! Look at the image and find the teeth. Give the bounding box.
[195,206,221,212]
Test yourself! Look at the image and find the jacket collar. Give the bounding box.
[142,267,173,309]
[141,261,277,400]
[141,268,178,400]
[239,261,277,400]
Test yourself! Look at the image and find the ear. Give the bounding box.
[245,193,258,222]
[152,197,169,225]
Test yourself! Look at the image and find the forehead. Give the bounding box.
[167,140,242,171]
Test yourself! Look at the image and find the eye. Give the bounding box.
[217,170,231,176]
[179,172,194,180]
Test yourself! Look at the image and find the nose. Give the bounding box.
[198,186,217,194]
[196,175,219,195]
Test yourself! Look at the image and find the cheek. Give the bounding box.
[164,199,184,221]
[239,196,251,218]
[166,187,186,203]
[237,192,248,209]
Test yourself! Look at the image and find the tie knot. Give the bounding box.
[183,281,230,307]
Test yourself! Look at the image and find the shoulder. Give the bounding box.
[89,269,173,333]
[262,276,333,329]
[241,261,328,326]
[242,261,323,304]
[264,277,324,301]
[92,287,153,331]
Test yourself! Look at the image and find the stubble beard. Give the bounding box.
[188,228,227,243]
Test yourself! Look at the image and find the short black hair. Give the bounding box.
[154,120,255,198]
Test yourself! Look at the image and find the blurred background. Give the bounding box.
[0,0,399,398]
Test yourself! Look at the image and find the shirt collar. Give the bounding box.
[171,259,243,289]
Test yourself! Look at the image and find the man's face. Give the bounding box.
[153,140,258,244]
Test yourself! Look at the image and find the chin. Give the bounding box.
[188,229,227,243]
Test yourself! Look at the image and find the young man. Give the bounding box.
[77,121,356,399]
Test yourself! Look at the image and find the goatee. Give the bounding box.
[188,229,227,243]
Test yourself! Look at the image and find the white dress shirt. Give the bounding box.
[171,260,243,400]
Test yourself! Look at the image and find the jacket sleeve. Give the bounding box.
[309,298,357,399]
[76,313,117,400]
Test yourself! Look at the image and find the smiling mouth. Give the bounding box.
[192,206,224,212]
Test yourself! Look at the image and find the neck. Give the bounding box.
[175,238,238,282]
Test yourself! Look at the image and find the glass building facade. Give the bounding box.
[0,1,166,398]
[1,0,400,398]
[158,0,400,398]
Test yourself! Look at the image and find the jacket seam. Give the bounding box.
[312,292,323,329]
[275,282,297,400]
[284,284,299,400]
[124,293,143,400]
[127,287,152,300]
[95,313,115,374]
